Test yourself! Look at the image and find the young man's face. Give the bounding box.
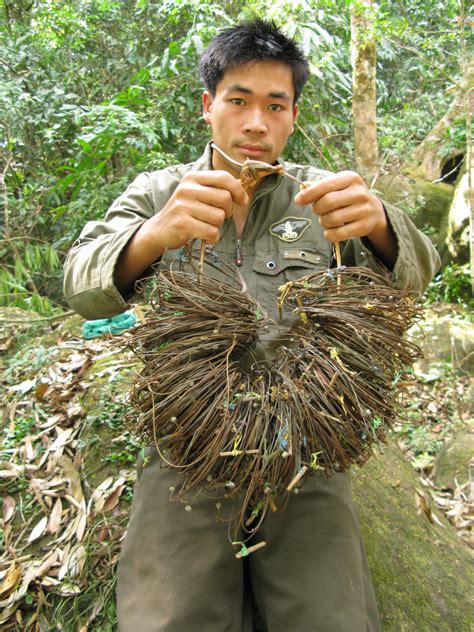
[202,60,298,176]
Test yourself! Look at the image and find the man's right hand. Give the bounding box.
[143,171,248,251]
[114,171,248,294]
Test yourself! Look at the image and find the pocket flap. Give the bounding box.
[252,248,326,276]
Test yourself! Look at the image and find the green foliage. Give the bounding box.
[0,0,470,313]
[0,241,62,313]
[439,117,470,159]
[425,263,473,308]
[88,398,129,430]
[1,414,36,451]
[105,431,143,466]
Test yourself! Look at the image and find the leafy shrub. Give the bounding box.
[425,263,472,308]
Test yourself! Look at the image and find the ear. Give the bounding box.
[291,104,298,134]
[202,91,213,125]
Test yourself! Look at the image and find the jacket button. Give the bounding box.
[267,261,276,270]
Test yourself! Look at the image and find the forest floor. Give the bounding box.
[0,303,472,630]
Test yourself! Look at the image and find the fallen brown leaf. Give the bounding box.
[28,516,48,543]
[66,402,84,420]
[103,484,125,513]
[23,435,35,462]
[57,581,81,596]
[50,428,74,451]
[58,544,86,581]
[0,562,22,599]
[415,488,445,528]
[0,335,13,352]
[40,576,60,588]
[76,512,87,542]
[2,496,15,523]
[48,497,63,535]
[35,383,50,401]
[415,488,434,524]
[36,550,59,578]
[0,602,19,625]
[58,454,84,504]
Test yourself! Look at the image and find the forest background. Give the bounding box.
[1,0,473,312]
[0,0,473,630]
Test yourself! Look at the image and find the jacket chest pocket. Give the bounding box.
[251,245,331,319]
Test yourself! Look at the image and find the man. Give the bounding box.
[64,19,440,632]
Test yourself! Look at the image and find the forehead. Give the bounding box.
[215,60,295,99]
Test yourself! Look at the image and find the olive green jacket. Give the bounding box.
[63,143,440,324]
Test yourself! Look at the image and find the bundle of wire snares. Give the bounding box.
[125,153,423,537]
[125,245,423,537]
[277,266,422,472]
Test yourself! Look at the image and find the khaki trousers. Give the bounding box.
[117,448,381,631]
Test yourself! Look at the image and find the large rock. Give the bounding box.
[256,443,474,631]
[374,175,454,262]
[352,443,474,631]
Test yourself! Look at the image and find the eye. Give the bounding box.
[231,98,245,106]
[268,104,283,111]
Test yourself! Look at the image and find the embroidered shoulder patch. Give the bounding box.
[269,216,311,242]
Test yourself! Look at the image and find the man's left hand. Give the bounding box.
[294,170,398,268]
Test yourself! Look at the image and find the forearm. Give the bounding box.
[114,221,167,295]
[64,173,159,319]
[63,224,141,319]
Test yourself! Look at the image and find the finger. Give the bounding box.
[294,171,362,205]
[190,186,235,218]
[192,171,249,207]
[323,219,369,243]
[312,188,369,216]
[317,204,363,230]
[189,202,227,227]
[186,217,221,244]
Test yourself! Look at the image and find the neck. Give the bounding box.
[211,149,241,178]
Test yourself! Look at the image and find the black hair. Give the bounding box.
[199,19,309,103]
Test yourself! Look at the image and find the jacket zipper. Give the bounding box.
[234,177,281,267]
[235,239,242,266]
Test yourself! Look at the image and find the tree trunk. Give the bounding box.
[350,0,379,181]
[409,57,474,182]
[446,167,472,263]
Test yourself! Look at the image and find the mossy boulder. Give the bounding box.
[374,175,454,261]
[352,443,474,631]
[78,350,141,490]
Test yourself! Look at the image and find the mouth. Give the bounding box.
[236,144,268,157]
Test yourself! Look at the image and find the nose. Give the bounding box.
[244,108,267,135]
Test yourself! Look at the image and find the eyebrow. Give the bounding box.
[224,83,291,100]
